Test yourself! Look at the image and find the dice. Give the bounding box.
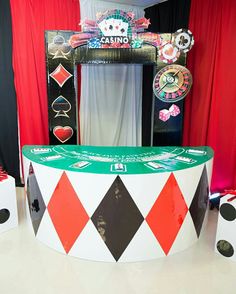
[159,109,171,122]
[169,104,180,116]
[215,194,236,260]
[0,174,18,234]
[159,104,180,122]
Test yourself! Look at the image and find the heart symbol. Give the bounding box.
[53,126,73,143]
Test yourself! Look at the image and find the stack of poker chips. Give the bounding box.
[0,166,8,182]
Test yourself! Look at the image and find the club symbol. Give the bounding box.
[178,35,188,47]
[52,96,71,118]
[31,199,40,212]
[48,35,71,59]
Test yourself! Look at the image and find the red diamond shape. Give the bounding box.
[48,172,89,253]
[146,173,188,255]
[49,64,72,87]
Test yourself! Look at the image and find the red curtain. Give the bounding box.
[183,0,236,192]
[10,0,81,148]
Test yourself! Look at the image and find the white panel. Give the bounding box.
[36,209,66,254]
[22,156,31,186]
[120,172,170,217]
[32,163,64,206]
[66,172,117,216]
[0,176,18,233]
[25,195,34,233]
[215,222,236,261]
[69,220,115,262]
[205,158,213,188]
[200,204,209,237]
[215,195,236,261]
[119,221,165,262]
[173,164,204,207]
[168,212,198,256]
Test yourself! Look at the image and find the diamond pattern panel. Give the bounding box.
[119,222,165,262]
[26,163,46,235]
[91,176,144,261]
[47,171,89,253]
[189,165,209,237]
[49,64,72,87]
[67,172,117,217]
[36,210,66,254]
[168,212,198,256]
[173,164,204,207]
[32,163,63,206]
[120,173,171,217]
[146,173,188,255]
[69,221,115,262]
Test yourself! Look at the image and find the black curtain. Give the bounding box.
[142,0,191,146]
[0,0,20,184]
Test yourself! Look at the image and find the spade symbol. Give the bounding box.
[52,96,71,118]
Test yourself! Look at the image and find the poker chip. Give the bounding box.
[153,64,192,102]
[88,38,101,48]
[131,38,143,49]
[174,29,194,53]
[158,42,180,64]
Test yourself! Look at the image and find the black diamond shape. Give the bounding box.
[26,163,46,235]
[91,176,144,261]
[189,165,209,237]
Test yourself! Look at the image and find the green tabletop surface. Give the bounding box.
[22,145,214,174]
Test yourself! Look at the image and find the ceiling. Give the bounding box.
[101,0,167,8]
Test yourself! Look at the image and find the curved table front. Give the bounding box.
[23,145,213,262]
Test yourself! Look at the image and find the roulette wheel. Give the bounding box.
[153,64,192,102]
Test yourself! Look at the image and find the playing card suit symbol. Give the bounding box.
[179,35,188,47]
[53,126,73,143]
[48,35,71,59]
[52,96,71,118]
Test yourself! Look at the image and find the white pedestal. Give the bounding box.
[0,175,18,234]
[215,194,236,260]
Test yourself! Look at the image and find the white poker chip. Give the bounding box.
[158,42,180,64]
[174,29,194,53]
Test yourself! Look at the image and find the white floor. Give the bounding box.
[0,188,235,294]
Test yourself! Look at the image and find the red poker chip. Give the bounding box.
[158,42,180,64]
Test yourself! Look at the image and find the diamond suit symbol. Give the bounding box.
[47,171,89,253]
[189,165,209,237]
[91,176,144,261]
[146,173,188,255]
[49,64,72,87]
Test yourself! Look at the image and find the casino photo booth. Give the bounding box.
[20,9,221,263]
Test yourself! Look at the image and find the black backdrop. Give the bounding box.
[0,0,20,184]
[142,0,191,146]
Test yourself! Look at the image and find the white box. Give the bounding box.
[0,175,18,233]
[215,194,236,260]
